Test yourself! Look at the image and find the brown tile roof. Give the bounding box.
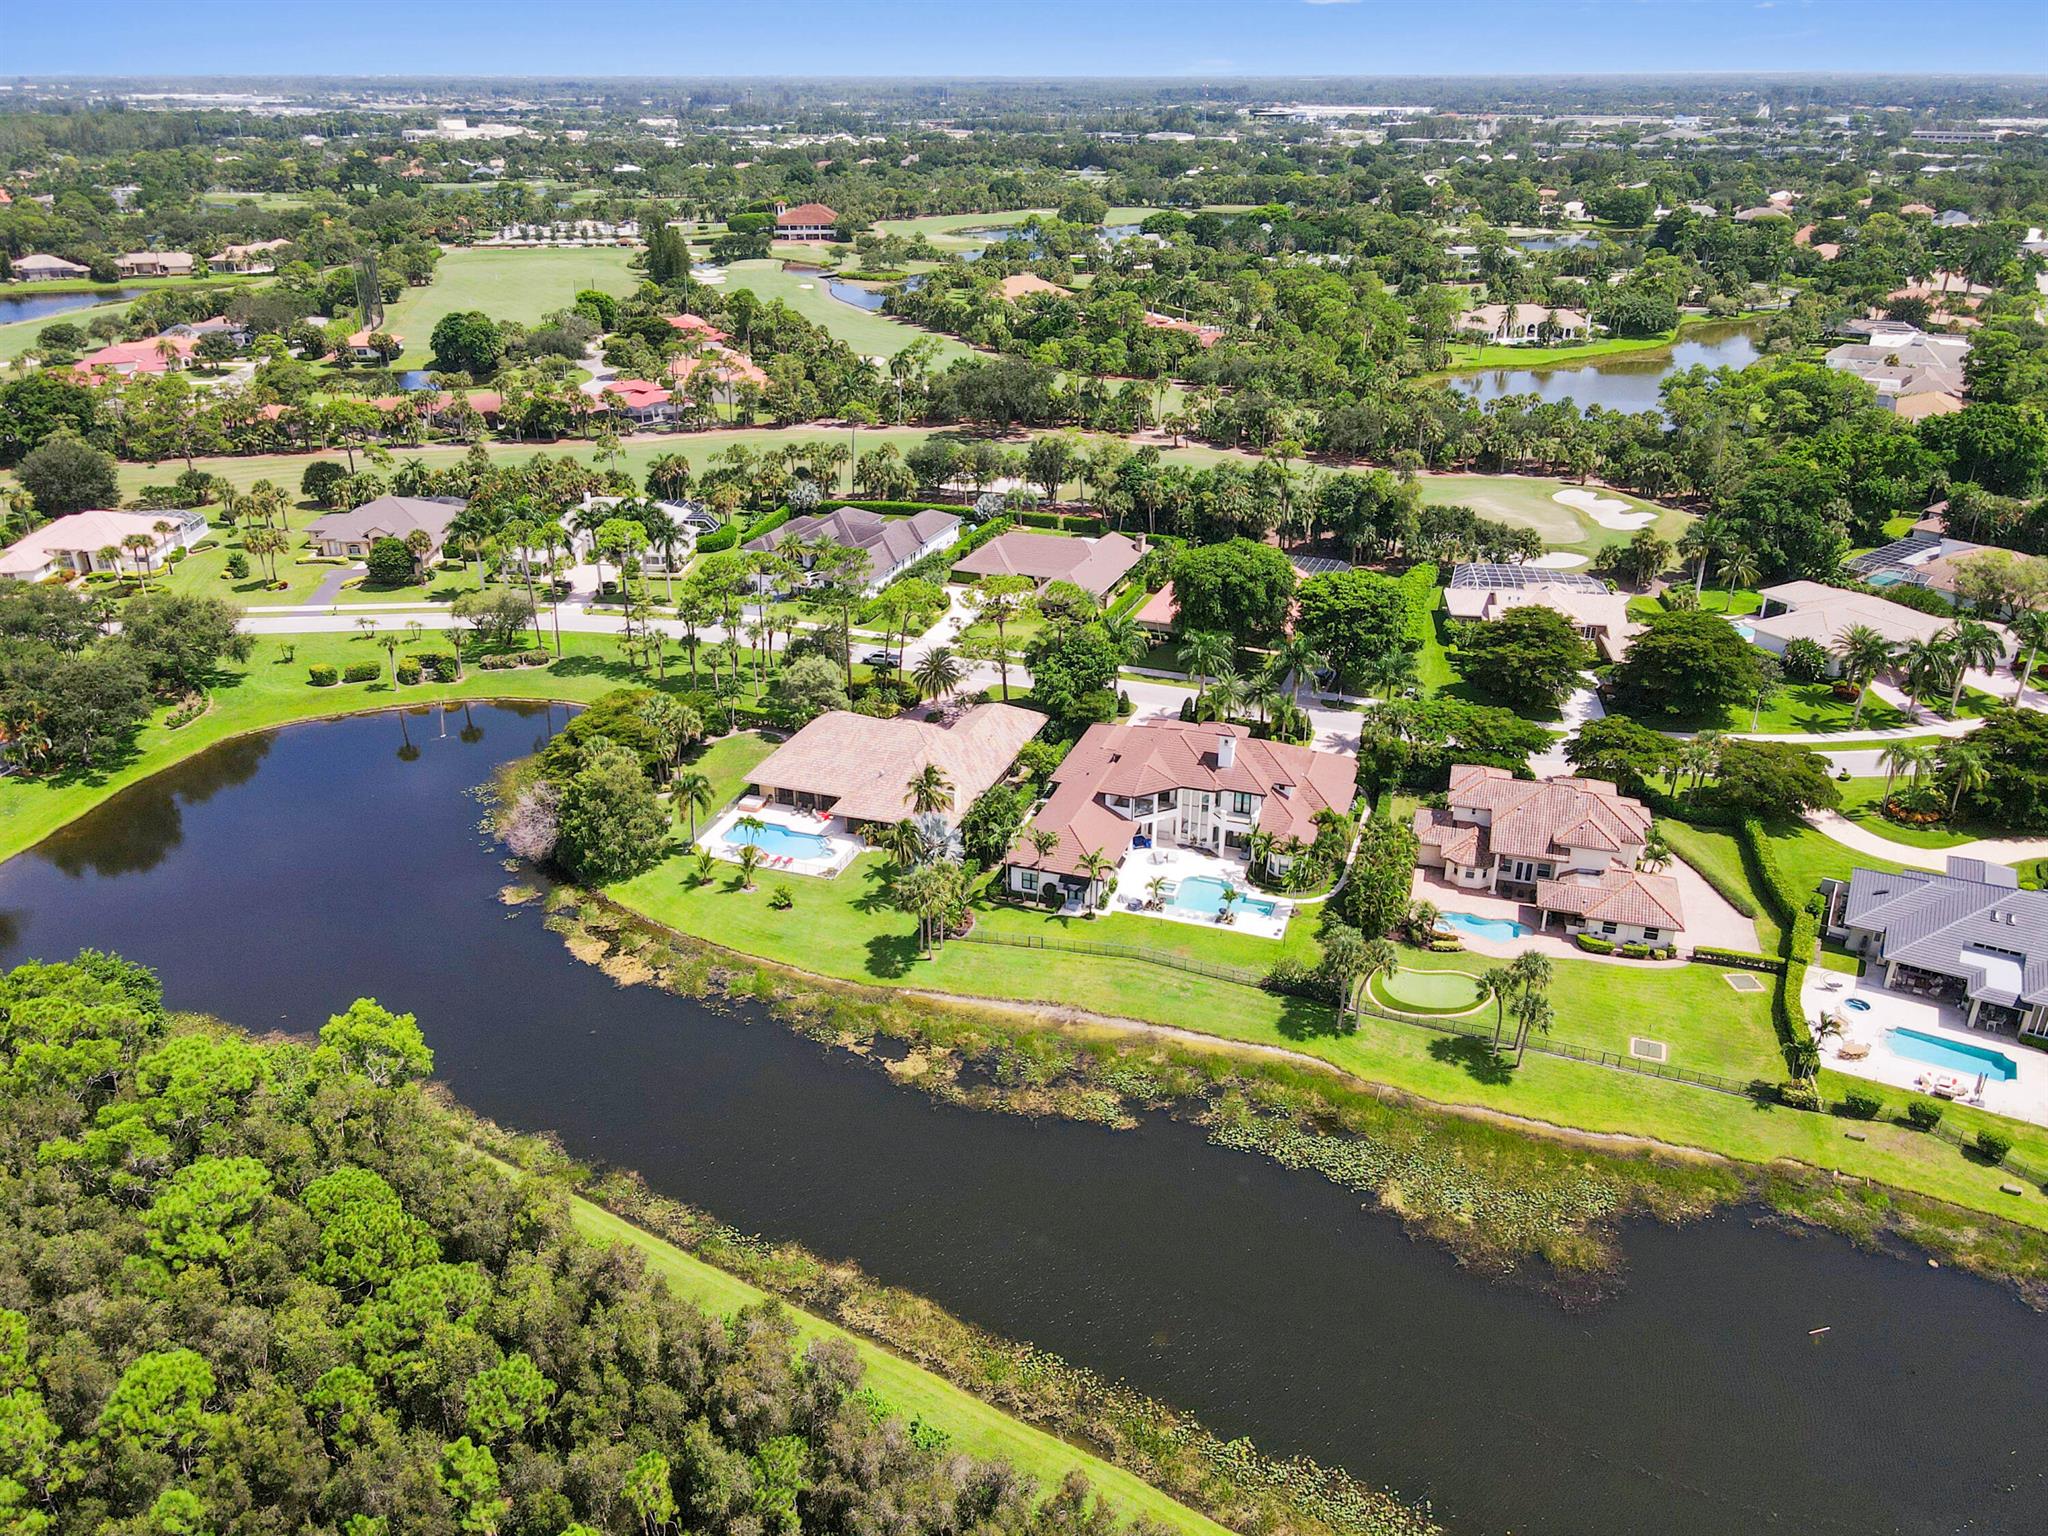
[1535,868,1685,931]
[747,704,1043,825]
[775,202,839,227]
[1134,580,1177,628]
[950,530,1142,598]
[1009,719,1356,878]
[1413,807,1483,866]
[1443,764,1652,862]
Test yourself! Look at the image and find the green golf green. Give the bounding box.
[1368,967,1485,1015]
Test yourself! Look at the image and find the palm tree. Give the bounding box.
[1144,875,1168,911]
[1027,827,1061,863]
[736,843,764,891]
[1718,546,1760,606]
[1076,847,1115,909]
[906,763,955,818]
[1940,619,2004,716]
[1940,739,1992,819]
[672,770,715,845]
[1176,629,1231,706]
[1408,898,1440,943]
[2001,607,2047,704]
[122,533,155,584]
[1479,968,1514,1051]
[1879,739,1931,800]
[1510,987,1554,1068]
[1899,636,1956,714]
[1831,623,1895,728]
[868,817,928,870]
[912,645,964,706]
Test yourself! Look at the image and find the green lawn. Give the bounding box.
[1834,776,1995,850]
[379,247,642,368]
[1413,473,1691,557]
[155,506,488,608]
[1368,966,1484,1015]
[1660,813,1913,954]
[1626,587,1763,621]
[0,298,138,360]
[720,259,980,364]
[532,1169,1224,1535]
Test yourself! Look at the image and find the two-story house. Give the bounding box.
[1414,764,1685,945]
[1002,719,1357,904]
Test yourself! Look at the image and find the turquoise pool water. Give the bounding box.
[1844,998,1872,1012]
[1886,1027,2019,1083]
[724,822,833,860]
[1170,876,1278,919]
[1438,910,1531,941]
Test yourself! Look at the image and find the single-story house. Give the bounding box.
[746,505,960,594]
[667,344,769,393]
[664,313,729,342]
[774,202,840,241]
[951,530,1144,600]
[1743,581,2010,670]
[1455,303,1589,344]
[73,334,198,377]
[1846,531,2041,599]
[304,494,465,560]
[162,315,250,346]
[213,238,292,273]
[1415,764,1683,946]
[1823,858,2048,1037]
[113,251,196,278]
[1002,719,1357,903]
[745,703,1044,832]
[11,254,91,282]
[1825,324,1969,416]
[1133,580,1178,635]
[1141,311,1225,347]
[343,328,401,363]
[0,507,205,580]
[997,273,1070,302]
[1443,563,1640,660]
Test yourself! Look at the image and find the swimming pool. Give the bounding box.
[723,821,833,861]
[1169,876,1278,919]
[1732,622,1757,641]
[1886,1027,2019,1083]
[1844,998,1872,1012]
[1437,910,1532,941]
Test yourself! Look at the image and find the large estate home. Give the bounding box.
[744,704,1044,832]
[1444,563,1640,659]
[773,202,840,241]
[1001,719,1356,902]
[1455,303,1589,344]
[304,495,465,560]
[745,505,960,593]
[950,529,1144,600]
[12,254,91,281]
[1823,859,2048,1038]
[1742,581,2010,670]
[0,507,205,580]
[1415,765,1685,945]
[113,250,195,278]
[1845,523,2038,600]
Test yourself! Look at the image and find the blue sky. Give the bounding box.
[8,0,2045,78]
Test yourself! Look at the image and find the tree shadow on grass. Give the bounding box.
[547,655,642,681]
[1427,1034,1516,1086]
[1271,994,1345,1041]
[863,930,921,980]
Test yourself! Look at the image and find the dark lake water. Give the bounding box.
[825,278,888,311]
[0,286,144,325]
[1449,323,1762,413]
[3,706,2045,1536]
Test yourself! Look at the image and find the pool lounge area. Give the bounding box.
[1804,969,2048,1126]
[702,800,862,879]
[1113,845,1294,940]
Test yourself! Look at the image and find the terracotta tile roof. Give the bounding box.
[950,531,1142,598]
[1413,808,1483,867]
[667,344,768,389]
[72,335,197,375]
[1443,764,1652,862]
[1008,719,1356,878]
[775,202,839,227]
[746,704,1043,825]
[1535,869,1685,931]
[998,273,1069,301]
[1134,580,1177,628]
[665,313,728,341]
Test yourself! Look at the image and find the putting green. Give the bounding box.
[1368,967,1485,1015]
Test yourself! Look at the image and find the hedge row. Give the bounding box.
[738,505,793,544]
[1771,909,1820,1074]
[1738,817,1806,927]
[695,525,737,553]
[829,499,963,515]
[1018,511,1102,533]
[1689,946,1786,974]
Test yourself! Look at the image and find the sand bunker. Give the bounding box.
[1554,487,1657,531]
[1527,551,1591,569]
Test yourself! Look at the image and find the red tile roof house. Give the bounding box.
[1003,719,1356,907]
[595,379,676,427]
[773,202,840,241]
[950,530,1145,600]
[665,313,729,343]
[1414,764,1685,947]
[342,329,402,362]
[73,334,198,377]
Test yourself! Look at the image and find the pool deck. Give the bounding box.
[1804,969,2048,1126]
[1111,845,1293,941]
[704,800,862,879]
[1408,860,1761,963]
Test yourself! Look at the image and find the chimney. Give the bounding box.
[1216,733,1235,771]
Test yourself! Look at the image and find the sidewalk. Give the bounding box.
[1801,809,2048,872]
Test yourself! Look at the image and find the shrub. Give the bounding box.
[1575,933,1616,954]
[1620,941,1652,959]
[477,652,519,670]
[522,649,551,667]
[1975,1129,2014,1164]
[364,537,416,585]
[1905,1101,1945,1131]
[395,656,423,685]
[1690,947,1785,974]
[1778,1079,1821,1111]
[695,525,737,554]
[1781,637,1831,683]
[341,661,381,683]
[767,884,794,911]
[224,551,250,579]
[1837,1088,1882,1120]
[413,650,460,681]
[307,663,338,687]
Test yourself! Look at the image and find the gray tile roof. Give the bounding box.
[1841,859,2047,1009]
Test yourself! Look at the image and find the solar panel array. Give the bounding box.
[1448,562,1608,593]
[1846,533,1942,577]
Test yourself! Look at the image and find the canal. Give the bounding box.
[0,705,2042,1536]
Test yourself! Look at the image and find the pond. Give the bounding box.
[0,286,144,325]
[2,706,2046,1536]
[1449,322,1762,414]
[824,278,888,311]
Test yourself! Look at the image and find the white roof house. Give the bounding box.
[1744,581,2011,668]
[1443,564,1640,659]
[0,508,205,580]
